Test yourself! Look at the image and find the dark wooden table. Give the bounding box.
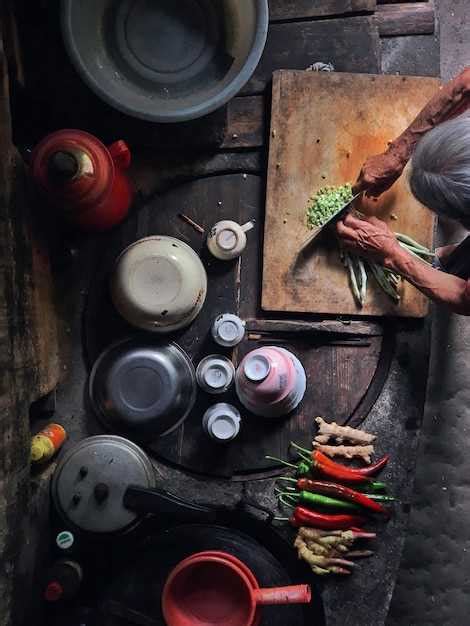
[3,1,438,625]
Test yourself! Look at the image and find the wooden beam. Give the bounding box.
[269,0,377,21]
[244,318,384,336]
[243,16,381,95]
[0,22,60,626]
[378,0,428,3]
[2,1,24,87]
[377,2,435,36]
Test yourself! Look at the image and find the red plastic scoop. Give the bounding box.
[162,551,311,626]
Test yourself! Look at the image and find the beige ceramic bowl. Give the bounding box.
[111,236,207,333]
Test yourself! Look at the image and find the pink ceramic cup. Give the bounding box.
[236,347,295,405]
[236,347,307,418]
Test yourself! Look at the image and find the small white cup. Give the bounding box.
[212,314,246,348]
[207,220,254,260]
[196,355,235,394]
[202,403,241,442]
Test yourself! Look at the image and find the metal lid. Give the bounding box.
[51,435,155,534]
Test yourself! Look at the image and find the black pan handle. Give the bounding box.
[123,485,218,523]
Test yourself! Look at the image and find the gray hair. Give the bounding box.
[409,116,470,222]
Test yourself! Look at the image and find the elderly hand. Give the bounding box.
[336,214,402,266]
[354,150,404,198]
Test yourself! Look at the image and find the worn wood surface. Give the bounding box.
[269,0,377,21]
[377,2,435,36]
[130,151,263,201]
[221,96,266,150]
[262,70,440,317]
[83,174,388,477]
[242,16,381,94]
[0,27,59,626]
[378,0,429,3]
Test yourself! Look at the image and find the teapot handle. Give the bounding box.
[108,140,131,170]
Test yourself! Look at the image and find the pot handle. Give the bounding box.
[254,584,311,606]
[123,485,218,523]
[108,140,131,170]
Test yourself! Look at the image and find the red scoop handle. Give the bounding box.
[254,584,311,606]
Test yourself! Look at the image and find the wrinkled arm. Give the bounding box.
[336,213,470,314]
[355,67,470,197]
[391,67,470,165]
[385,247,470,315]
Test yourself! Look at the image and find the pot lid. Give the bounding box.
[51,435,156,534]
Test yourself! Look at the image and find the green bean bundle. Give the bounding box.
[305,185,435,307]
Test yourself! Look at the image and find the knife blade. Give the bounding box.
[297,191,362,255]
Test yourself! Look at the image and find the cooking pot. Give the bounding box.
[51,436,217,536]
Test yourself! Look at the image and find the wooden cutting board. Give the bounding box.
[262,70,441,317]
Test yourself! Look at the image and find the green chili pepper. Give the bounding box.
[362,494,396,502]
[280,491,361,512]
[265,456,313,477]
[356,481,387,493]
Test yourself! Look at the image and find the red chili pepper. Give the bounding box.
[312,453,370,484]
[315,451,390,477]
[297,479,388,516]
[290,506,366,530]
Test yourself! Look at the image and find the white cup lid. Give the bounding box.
[216,228,239,251]
[244,354,271,382]
[213,315,245,346]
[203,363,231,389]
[209,415,240,440]
[219,320,241,343]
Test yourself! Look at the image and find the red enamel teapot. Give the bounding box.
[31,129,134,231]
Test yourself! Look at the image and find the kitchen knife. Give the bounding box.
[296,191,362,258]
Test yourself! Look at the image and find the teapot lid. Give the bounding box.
[31,129,114,208]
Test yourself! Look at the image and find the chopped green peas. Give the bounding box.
[306,183,354,229]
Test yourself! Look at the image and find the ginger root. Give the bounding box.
[313,442,374,464]
[314,416,376,445]
[294,535,354,575]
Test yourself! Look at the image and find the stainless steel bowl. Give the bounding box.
[89,337,197,440]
